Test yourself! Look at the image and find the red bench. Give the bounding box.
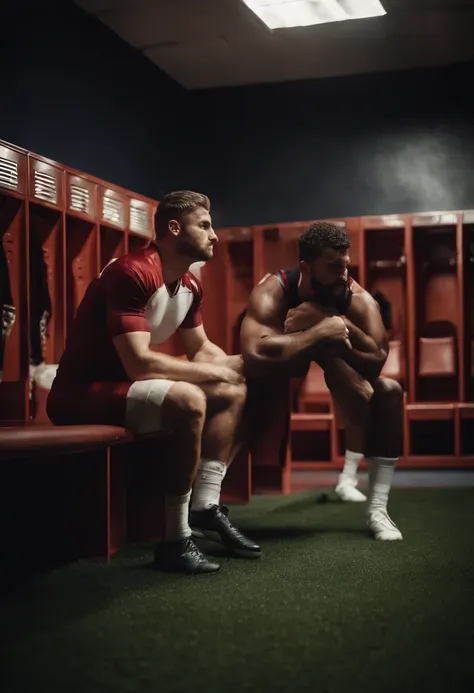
[0,424,170,564]
[0,422,252,569]
[0,424,131,458]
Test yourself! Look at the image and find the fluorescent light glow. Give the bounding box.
[242,0,386,30]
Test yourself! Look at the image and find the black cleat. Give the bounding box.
[190,505,261,559]
[153,537,220,575]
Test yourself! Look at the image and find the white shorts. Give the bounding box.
[125,379,174,435]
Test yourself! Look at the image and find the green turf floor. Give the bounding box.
[1,488,474,693]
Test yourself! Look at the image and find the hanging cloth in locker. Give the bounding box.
[372,289,392,332]
[0,238,16,382]
[29,233,52,367]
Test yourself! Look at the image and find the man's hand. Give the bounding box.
[204,354,244,375]
[284,302,350,351]
[284,302,337,334]
[218,354,244,375]
[208,364,245,385]
[316,316,351,349]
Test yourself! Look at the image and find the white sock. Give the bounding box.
[339,449,363,484]
[366,456,397,514]
[164,490,192,542]
[191,459,227,512]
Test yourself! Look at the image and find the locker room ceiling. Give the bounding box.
[74,0,474,90]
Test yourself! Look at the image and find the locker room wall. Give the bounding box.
[2,3,473,233]
[183,62,474,229]
[0,0,186,202]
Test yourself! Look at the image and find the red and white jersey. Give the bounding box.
[53,245,202,385]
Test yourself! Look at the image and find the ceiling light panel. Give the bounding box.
[242,0,386,30]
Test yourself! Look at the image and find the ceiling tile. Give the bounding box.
[74,0,474,89]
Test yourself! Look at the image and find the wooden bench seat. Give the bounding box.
[0,423,161,571]
[0,420,251,579]
[0,424,132,459]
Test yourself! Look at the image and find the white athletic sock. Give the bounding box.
[366,456,397,513]
[339,449,364,484]
[164,490,192,542]
[191,459,227,512]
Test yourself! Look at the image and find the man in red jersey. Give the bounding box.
[48,191,260,574]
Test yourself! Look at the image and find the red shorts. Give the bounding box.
[47,381,132,426]
[47,379,175,434]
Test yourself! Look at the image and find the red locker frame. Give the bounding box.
[0,142,29,422]
[0,139,156,426]
[98,183,126,272]
[403,212,468,465]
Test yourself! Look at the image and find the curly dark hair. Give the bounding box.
[298,222,350,262]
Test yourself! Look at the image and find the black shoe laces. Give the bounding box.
[215,506,247,541]
[184,537,206,560]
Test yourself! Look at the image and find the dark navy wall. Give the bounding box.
[2,2,473,224]
[186,63,474,228]
[0,0,185,200]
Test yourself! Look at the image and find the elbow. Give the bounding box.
[243,345,294,380]
[376,349,389,373]
[367,353,387,382]
[123,360,145,381]
[120,355,153,382]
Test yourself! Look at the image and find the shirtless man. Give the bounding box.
[48,190,260,574]
[240,222,403,541]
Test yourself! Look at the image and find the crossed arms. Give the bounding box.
[240,276,389,382]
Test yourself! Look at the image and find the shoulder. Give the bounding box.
[101,247,162,287]
[251,273,284,300]
[182,271,202,300]
[99,248,163,306]
[348,283,382,323]
[245,274,288,325]
[275,267,300,290]
[351,282,377,309]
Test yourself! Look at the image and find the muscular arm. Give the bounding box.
[193,341,228,361]
[338,293,389,381]
[343,319,378,354]
[285,301,376,354]
[113,331,235,383]
[240,276,338,379]
[104,261,239,384]
[178,324,227,362]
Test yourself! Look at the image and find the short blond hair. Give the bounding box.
[154,190,210,238]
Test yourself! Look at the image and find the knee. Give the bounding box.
[355,379,374,404]
[166,382,207,422]
[349,382,374,426]
[233,382,248,409]
[212,381,248,411]
[340,378,374,412]
[373,377,403,409]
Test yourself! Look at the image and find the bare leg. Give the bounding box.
[130,380,220,574]
[320,355,374,430]
[199,381,247,465]
[159,382,207,495]
[315,353,372,501]
[189,380,260,558]
[332,399,368,502]
[344,421,367,456]
[190,380,247,512]
[364,378,404,538]
[320,363,403,539]
[366,378,404,459]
